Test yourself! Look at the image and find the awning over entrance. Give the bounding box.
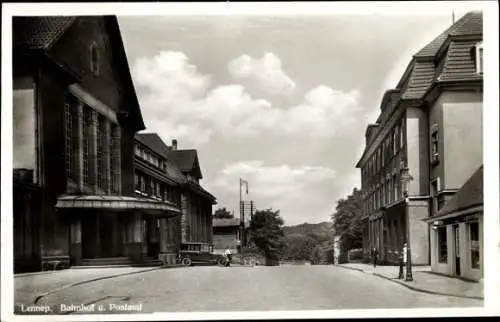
[422,206,482,223]
[55,194,181,215]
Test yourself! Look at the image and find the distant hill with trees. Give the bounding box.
[282,221,334,264]
[284,222,332,239]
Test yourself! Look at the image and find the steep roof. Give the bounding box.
[401,61,436,99]
[167,150,197,171]
[415,11,482,58]
[13,16,76,50]
[438,166,483,216]
[358,11,483,168]
[186,181,217,202]
[13,16,145,131]
[213,217,241,228]
[167,149,203,179]
[134,133,186,184]
[395,11,483,98]
[135,133,171,159]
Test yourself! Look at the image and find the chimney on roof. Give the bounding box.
[172,139,177,151]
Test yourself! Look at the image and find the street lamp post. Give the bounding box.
[401,166,413,282]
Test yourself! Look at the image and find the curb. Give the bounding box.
[33,266,166,304]
[335,265,483,301]
[15,271,62,278]
[372,273,484,300]
[335,265,364,273]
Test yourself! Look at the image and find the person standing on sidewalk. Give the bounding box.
[223,248,232,267]
[403,242,408,270]
[371,247,378,268]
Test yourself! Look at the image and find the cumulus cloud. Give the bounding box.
[208,160,337,224]
[228,53,296,94]
[132,50,363,146]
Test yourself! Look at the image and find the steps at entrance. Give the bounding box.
[80,257,133,266]
[133,258,162,267]
[76,257,163,268]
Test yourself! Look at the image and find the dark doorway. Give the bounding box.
[81,212,122,258]
[100,214,114,257]
[146,218,160,258]
[454,225,461,276]
[81,214,97,258]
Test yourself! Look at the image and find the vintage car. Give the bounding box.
[178,242,228,266]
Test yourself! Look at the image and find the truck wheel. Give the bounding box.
[181,257,192,266]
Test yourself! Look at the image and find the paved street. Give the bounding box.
[19,265,482,314]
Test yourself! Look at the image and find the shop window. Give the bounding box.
[438,226,448,263]
[470,222,480,269]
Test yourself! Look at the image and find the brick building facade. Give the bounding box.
[13,16,184,272]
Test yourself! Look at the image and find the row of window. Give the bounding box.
[362,121,405,185]
[134,172,179,205]
[363,173,403,213]
[65,95,120,193]
[135,145,168,171]
[368,219,404,251]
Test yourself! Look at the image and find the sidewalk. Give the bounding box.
[14,266,170,305]
[336,263,483,300]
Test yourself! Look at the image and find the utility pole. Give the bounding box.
[239,178,243,249]
[239,178,249,249]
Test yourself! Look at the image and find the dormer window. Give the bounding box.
[475,42,483,75]
[90,42,100,76]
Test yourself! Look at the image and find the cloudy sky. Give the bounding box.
[117,6,475,226]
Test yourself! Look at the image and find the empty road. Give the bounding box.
[20,265,482,314]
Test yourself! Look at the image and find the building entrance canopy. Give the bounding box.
[55,194,181,216]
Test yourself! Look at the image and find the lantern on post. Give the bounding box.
[400,166,413,281]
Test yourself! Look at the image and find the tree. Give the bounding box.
[213,207,234,219]
[248,208,286,265]
[331,188,364,263]
[283,234,318,261]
